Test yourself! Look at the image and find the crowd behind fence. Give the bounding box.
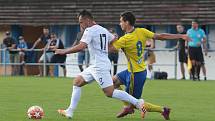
[1,48,215,79]
[0,48,179,78]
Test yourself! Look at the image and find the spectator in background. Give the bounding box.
[144,39,156,79]
[73,26,90,72]
[3,31,19,75]
[31,27,51,76]
[176,24,187,80]
[187,19,207,81]
[108,28,119,75]
[17,36,28,76]
[49,33,67,77]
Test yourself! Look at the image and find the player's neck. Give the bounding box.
[88,21,97,27]
[126,26,135,33]
[192,27,198,30]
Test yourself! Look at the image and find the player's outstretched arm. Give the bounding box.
[55,42,87,55]
[153,33,190,41]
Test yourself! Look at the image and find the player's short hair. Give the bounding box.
[120,11,136,26]
[78,10,93,19]
[176,24,184,28]
[192,19,199,24]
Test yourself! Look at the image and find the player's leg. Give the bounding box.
[58,67,94,118]
[133,71,171,120]
[112,74,130,107]
[115,70,141,118]
[95,71,146,118]
[115,70,171,119]
[113,70,130,106]
[126,70,164,114]
[113,70,146,118]
[102,85,146,118]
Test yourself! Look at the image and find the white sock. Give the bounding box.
[66,86,81,114]
[112,89,142,107]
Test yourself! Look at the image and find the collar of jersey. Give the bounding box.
[125,27,135,34]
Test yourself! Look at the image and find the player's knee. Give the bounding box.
[103,87,114,97]
[104,91,113,97]
[112,76,120,88]
[73,75,86,87]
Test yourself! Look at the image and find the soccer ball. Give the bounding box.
[27,106,44,119]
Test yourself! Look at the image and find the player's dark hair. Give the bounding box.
[192,19,199,24]
[78,10,93,19]
[177,24,184,27]
[120,11,136,26]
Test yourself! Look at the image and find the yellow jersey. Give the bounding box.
[113,28,154,72]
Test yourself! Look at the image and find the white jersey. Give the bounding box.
[80,25,114,70]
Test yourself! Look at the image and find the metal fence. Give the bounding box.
[0,48,180,79]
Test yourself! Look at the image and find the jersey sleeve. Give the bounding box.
[141,28,155,39]
[112,36,126,50]
[200,29,206,38]
[107,31,115,42]
[80,29,92,45]
[186,29,191,35]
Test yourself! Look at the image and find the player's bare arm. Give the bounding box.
[55,42,87,55]
[31,38,41,49]
[8,44,16,50]
[153,33,191,41]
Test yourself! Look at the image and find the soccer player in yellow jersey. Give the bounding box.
[109,11,189,120]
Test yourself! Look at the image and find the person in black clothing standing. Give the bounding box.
[3,31,19,75]
[49,33,67,77]
[176,24,187,80]
[31,27,51,76]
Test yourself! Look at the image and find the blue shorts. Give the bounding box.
[116,69,147,99]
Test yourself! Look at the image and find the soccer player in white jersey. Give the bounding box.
[55,10,147,119]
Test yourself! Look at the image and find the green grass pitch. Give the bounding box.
[0,76,214,121]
